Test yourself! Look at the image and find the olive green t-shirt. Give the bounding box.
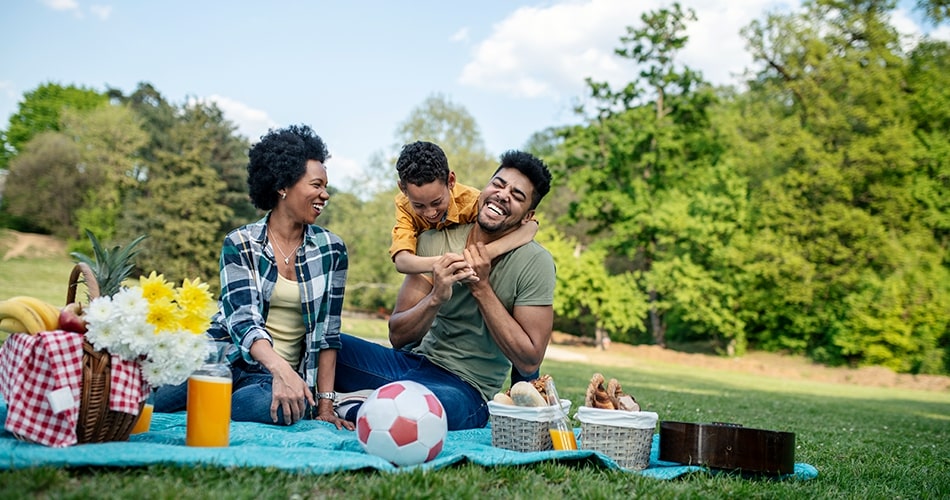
[414,224,556,401]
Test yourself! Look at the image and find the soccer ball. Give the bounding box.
[356,380,447,466]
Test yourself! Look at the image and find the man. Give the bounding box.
[334,149,555,430]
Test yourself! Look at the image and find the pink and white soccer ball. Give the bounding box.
[356,380,447,466]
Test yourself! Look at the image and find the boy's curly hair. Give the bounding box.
[247,124,329,210]
[395,141,450,190]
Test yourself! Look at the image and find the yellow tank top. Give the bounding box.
[266,274,305,367]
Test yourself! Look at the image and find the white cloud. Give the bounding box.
[459,0,800,100]
[451,27,469,43]
[42,0,80,12]
[89,4,112,21]
[203,95,278,143]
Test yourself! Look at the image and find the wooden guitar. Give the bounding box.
[659,421,796,475]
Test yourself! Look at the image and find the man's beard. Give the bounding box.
[477,208,522,234]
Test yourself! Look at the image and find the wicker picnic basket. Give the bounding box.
[488,400,572,452]
[577,407,658,470]
[67,263,145,444]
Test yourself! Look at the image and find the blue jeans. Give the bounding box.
[335,334,488,430]
[152,359,313,425]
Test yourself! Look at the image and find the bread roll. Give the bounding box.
[493,392,516,405]
[510,381,548,407]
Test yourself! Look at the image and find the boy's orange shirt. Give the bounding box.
[389,182,481,260]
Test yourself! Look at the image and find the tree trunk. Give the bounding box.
[649,288,666,347]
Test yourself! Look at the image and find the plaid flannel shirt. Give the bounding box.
[208,214,347,389]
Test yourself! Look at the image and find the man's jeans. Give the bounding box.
[335,334,488,430]
[153,358,310,425]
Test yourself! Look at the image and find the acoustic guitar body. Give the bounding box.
[659,421,795,475]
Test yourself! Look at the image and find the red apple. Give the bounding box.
[58,302,87,334]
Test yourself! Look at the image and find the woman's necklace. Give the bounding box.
[272,233,302,265]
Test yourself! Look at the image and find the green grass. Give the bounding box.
[1,231,949,498]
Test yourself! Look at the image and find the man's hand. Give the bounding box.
[463,243,492,296]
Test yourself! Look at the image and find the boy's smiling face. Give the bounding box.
[403,171,456,226]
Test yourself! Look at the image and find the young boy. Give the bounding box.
[390,141,538,275]
[390,141,540,385]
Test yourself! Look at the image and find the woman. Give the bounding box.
[155,124,352,430]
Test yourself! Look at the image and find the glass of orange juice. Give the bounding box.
[186,361,232,447]
[129,400,154,435]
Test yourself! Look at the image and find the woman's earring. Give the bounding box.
[281,191,287,200]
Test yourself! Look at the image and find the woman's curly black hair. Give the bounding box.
[247,124,329,210]
[495,150,551,210]
[395,141,450,190]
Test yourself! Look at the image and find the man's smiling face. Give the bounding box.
[477,167,535,234]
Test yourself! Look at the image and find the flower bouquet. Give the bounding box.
[83,272,216,388]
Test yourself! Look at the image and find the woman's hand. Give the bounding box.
[270,363,315,425]
[312,399,355,430]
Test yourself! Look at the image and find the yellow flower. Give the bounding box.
[179,312,210,335]
[139,271,175,303]
[176,278,215,316]
[145,297,178,332]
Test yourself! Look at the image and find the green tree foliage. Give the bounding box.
[3,132,84,236]
[734,0,950,372]
[394,93,498,184]
[60,105,149,247]
[553,3,748,351]
[323,189,402,313]
[537,222,648,347]
[0,83,107,170]
[120,101,236,287]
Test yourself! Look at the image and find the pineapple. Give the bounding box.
[71,230,147,298]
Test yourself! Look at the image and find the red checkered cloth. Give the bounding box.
[0,331,84,447]
[0,331,146,447]
[108,353,145,414]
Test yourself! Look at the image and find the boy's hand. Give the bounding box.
[432,253,477,302]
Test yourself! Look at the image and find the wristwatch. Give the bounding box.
[316,391,336,401]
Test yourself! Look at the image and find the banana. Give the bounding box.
[0,316,29,334]
[0,299,46,334]
[6,296,60,330]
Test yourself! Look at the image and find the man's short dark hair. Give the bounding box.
[395,141,450,190]
[495,150,551,210]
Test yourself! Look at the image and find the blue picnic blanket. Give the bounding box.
[0,402,817,480]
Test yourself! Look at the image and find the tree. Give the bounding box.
[1,83,107,170]
[537,224,648,348]
[394,93,498,184]
[555,4,746,351]
[60,105,148,246]
[120,101,234,287]
[3,132,84,236]
[735,0,950,371]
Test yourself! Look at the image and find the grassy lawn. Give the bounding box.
[1,231,948,498]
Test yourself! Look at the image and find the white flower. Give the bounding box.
[81,274,216,388]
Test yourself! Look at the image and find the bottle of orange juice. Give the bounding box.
[186,361,231,447]
[544,377,577,451]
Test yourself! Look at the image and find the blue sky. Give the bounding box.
[2,0,946,187]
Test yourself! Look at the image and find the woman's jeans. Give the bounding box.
[152,358,310,425]
[335,334,489,431]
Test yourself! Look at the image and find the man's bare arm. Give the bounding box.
[464,242,552,376]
